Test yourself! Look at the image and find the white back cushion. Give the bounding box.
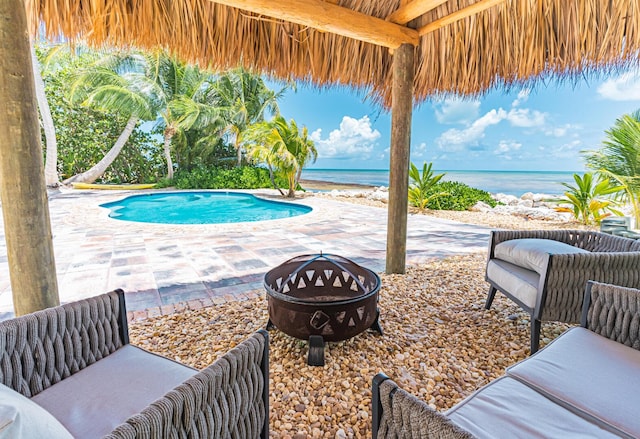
[0,384,73,439]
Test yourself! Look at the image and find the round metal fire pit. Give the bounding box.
[264,253,382,365]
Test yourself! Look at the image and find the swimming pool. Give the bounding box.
[100,192,312,224]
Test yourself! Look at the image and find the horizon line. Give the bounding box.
[304,168,583,173]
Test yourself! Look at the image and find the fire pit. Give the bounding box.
[264,253,382,365]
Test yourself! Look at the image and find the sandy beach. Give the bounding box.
[300,178,376,192]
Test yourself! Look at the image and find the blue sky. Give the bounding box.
[269,70,640,172]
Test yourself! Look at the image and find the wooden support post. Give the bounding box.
[0,0,60,315]
[386,43,414,274]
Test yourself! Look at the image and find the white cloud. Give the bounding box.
[597,71,640,101]
[436,109,506,150]
[545,139,582,159]
[544,123,581,138]
[506,108,546,127]
[512,89,530,107]
[494,140,522,154]
[411,142,428,158]
[310,115,381,159]
[433,98,481,124]
[434,90,558,153]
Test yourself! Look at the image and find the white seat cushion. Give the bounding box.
[486,259,539,308]
[446,376,622,438]
[0,383,73,439]
[494,239,588,275]
[32,345,197,438]
[507,327,640,438]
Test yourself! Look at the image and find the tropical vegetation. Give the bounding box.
[424,181,497,211]
[244,116,317,197]
[211,68,287,167]
[37,45,165,184]
[406,162,496,211]
[67,50,226,182]
[408,161,448,211]
[583,110,640,226]
[162,166,277,190]
[34,44,301,189]
[549,173,624,225]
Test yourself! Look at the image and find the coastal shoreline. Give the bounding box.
[299,178,375,191]
[301,169,575,197]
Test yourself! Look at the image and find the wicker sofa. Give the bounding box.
[484,229,640,353]
[0,290,269,438]
[372,281,640,438]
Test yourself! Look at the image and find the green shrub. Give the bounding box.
[547,173,624,225]
[425,181,497,211]
[408,161,448,210]
[164,166,282,190]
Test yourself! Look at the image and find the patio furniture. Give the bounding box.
[601,217,640,240]
[600,216,632,234]
[372,281,640,438]
[484,229,640,353]
[0,290,269,439]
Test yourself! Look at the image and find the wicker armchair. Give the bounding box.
[372,281,640,438]
[0,290,269,439]
[484,229,640,353]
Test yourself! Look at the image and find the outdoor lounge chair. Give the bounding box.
[372,281,640,438]
[0,290,269,438]
[484,229,640,353]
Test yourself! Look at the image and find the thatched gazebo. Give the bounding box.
[1,0,640,314]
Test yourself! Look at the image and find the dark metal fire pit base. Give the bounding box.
[267,308,383,366]
[308,335,325,366]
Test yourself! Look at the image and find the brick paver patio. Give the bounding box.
[0,189,490,321]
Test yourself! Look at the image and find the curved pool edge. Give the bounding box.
[98,189,315,226]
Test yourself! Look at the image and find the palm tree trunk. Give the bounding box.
[236,137,243,167]
[267,163,285,196]
[164,133,174,180]
[31,42,59,187]
[632,196,640,229]
[0,0,60,314]
[295,167,303,191]
[64,115,138,184]
[287,174,296,198]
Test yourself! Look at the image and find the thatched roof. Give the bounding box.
[28,0,640,107]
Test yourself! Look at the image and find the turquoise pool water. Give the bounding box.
[100,192,312,224]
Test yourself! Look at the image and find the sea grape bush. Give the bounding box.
[425,181,497,211]
[164,166,287,190]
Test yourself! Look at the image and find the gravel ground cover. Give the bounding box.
[130,252,571,438]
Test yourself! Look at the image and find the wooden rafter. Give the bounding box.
[418,0,508,36]
[208,0,419,48]
[387,0,449,25]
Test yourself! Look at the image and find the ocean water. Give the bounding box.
[302,169,578,197]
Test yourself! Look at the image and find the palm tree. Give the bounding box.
[584,110,640,226]
[35,44,110,184]
[31,42,60,187]
[66,50,222,182]
[212,68,287,167]
[64,52,157,183]
[244,116,317,198]
[149,53,222,179]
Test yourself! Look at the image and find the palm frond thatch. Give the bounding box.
[27,0,640,107]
